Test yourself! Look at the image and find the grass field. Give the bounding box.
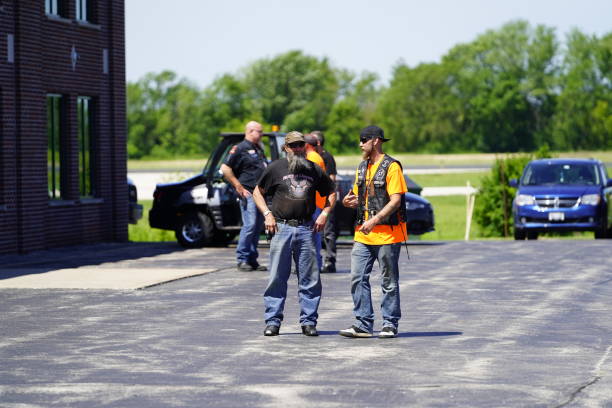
[129,150,612,171]
[410,172,487,188]
[129,200,175,242]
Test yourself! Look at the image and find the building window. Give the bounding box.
[76,0,92,22]
[77,96,95,197]
[47,94,64,200]
[45,0,66,17]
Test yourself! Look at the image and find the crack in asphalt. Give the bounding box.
[554,345,611,408]
[554,376,602,408]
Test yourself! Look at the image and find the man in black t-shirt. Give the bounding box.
[253,131,336,337]
[221,121,268,272]
[311,130,339,273]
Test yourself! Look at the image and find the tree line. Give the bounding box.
[127,21,611,159]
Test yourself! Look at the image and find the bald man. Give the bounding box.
[221,121,268,271]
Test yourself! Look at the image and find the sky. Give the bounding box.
[126,0,611,88]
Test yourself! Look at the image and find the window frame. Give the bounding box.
[47,94,64,200]
[77,96,96,198]
[76,0,93,23]
[45,0,66,18]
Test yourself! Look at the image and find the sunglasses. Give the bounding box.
[287,141,305,148]
[359,137,373,144]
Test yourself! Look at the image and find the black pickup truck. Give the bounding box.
[149,132,434,248]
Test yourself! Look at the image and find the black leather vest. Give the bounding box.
[356,155,406,226]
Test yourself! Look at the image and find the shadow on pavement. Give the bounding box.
[0,242,184,279]
[398,331,463,338]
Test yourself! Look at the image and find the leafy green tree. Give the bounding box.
[243,50,339,130]
[377,62,463,153]
[325,72,380,154]
[444,20,558,152]
[551,30,612,149]
[127,71,207,158]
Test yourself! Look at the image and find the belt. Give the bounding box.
[275,217,310,227]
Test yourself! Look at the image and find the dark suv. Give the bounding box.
[149,132,434,247]
[509,158,612,239]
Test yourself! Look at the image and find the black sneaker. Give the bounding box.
[264,325,279,336]
[378,326,398,338]
[301,325,318,336]
[338,325,372,338]
[321,263,336,273]
[237,262,254,272]
[249,263,267,271]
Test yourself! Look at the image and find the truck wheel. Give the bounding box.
[513,229,526,240]
[175,212,214,248]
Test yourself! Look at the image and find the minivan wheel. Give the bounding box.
[175,212,214,248]
[514,229,526,240]
[594,227,608,239]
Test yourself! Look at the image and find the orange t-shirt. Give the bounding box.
[352,160,407,245]
[307,151,327,209]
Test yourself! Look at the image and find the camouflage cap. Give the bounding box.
[284,131,305,145]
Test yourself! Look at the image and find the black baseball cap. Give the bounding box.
[360,125,390,142]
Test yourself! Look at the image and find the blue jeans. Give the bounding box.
[312,208,322,271]
[264,221,321,327]
[236,196,264,265]
[350,242,402,333]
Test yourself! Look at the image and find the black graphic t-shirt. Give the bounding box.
[257,158,334,220]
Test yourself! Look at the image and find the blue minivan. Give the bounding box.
[509,158,612,240]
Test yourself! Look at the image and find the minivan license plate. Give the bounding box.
[548,212,564,221]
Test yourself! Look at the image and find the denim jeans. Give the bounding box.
[264,221,321,327]
[236,196,264,265]
[322,210,338,267]
[312,208,322,271]
[350,242,401,333]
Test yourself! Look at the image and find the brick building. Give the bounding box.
[0,0,127,254]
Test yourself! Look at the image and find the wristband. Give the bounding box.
[322,211,329,217]
[263,210,272,217]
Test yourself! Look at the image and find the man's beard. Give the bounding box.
[287,150,310,174]
[361,146,372,161]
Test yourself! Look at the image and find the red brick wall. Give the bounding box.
[0,0,126,254]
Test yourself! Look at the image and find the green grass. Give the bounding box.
[128,200,175,242]
[129,150,612,171]
[410,172,487,188]
[419,196,474,241]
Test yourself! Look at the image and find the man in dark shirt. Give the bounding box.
[253,131,336,337]
[221,121,268,272]
[312,130,338,273]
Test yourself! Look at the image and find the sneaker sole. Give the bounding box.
[339,330,372,338]
[378,333,397,338]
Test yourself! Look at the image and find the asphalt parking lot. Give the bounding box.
[1,240,611,407]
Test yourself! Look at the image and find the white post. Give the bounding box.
[465,181,476,240]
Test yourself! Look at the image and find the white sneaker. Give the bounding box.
[339,325,372,338]
[378,326,398,338]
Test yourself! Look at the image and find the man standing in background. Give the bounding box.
[221,121,268,272]
[304,133,327,272]
[311,130,338,273]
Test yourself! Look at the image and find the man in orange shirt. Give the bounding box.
[304,133,327,272]
[339,125,407,339]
